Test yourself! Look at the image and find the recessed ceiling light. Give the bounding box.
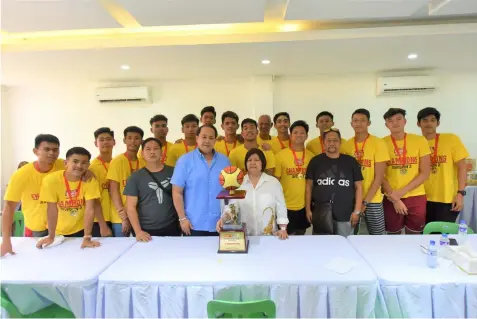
[121,65,130,70]
[261,60,271,65]
[407,53,418,60]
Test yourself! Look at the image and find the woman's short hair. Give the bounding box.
[244,148,267,172]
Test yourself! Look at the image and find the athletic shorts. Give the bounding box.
[383,195,427,233]
[363,202,386,235]
[287,208,310,234]
[426,201,458,224]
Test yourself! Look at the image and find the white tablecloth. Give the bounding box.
[348,235,477,318]
[97,235,382,318]
[1,237,136,318]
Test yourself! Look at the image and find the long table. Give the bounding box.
[348,235,477,318]
[1,237,136,318]
[96,235,381,318]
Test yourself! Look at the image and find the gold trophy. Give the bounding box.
[216,166,248,253]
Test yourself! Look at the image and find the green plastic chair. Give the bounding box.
[207,300,276,318]
[1,289,75,318]
[423,221,475,235]
[13,211,24,237]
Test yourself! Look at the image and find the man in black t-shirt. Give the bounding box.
[305,129,363,236]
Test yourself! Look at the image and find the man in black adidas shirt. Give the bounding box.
[305,129,363,236]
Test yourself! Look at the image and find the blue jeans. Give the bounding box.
[111,223,125,237]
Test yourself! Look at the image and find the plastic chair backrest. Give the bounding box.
[13,211,24,237]
[1,289,24,318]
[207,300,276,318]
[423,221,475,235]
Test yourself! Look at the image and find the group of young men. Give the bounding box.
[0,105,469,254]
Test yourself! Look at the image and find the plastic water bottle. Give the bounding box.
[427,240,438,268]
[458,220,468,244]
[439,233,450,259]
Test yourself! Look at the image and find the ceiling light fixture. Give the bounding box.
[261,60,271,65]
[121,65,130,70]
[407,53,418,60]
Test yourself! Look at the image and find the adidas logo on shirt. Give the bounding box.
[316,177,350,187]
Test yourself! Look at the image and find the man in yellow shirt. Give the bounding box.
[138,115,173,165]
[214,111,242,156]
[90,127,115,237]
[229,118,275,175]
[257,114,274,147]
[345,109,389,235]
[36,147,101,249]
[1,134,64,256]
[107,126,145,237]
[275,120,314,235]
[306,111,346,154]
[417,107,469,223]
[382,108,431,234]
[200,106,217,126]
[167,114,199,166]
[270,112,291,154]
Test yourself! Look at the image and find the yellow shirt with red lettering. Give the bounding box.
[306,136,347,155]
[275,148,315,210]
[425,133,469,203]
[383,133,431,198]
[214,139,242,157]
[137,141,173,164]
[89,158,111,222]
[229,145,276,172]
[4,159,65,231]
[40,170,100,235]
[166,142,196,167]
[106,154,145,223]
[270,137,291,154]
[344,135,390,203]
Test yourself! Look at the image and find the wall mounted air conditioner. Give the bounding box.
[376,76,437,96]
[95,86,151,103]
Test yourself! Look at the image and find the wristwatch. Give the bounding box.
[353,211,361,216]
[362,200,369,207]
[457,190,467,196]
[280,226,287,231]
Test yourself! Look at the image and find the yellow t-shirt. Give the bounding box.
[270,137,291,154]
[344,135,390,203]
[89,157,111,222]
[166,142,196,167]
[275,148,315,210]
[257,135,274,147]
[106,153,145,223]
[40,170,100,235]
[137,141,173,165]
[306,136,347,155]
[214,139,242,157]
[4,159,65,231]
[383,133,431,198]
[229,144,276,172]
[425,133,469,203]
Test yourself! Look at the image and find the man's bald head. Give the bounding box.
[258,114,273,136]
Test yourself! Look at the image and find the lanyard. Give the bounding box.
[124,152,139,173]
[224,140,237,156]
[64,173,82,200]
[320,136,325,153]
[278,137,289,150]
[432,134,440,163]
[291,148,305,167]
[391,134,407,166]
[96,156,108,172]
[161,143,168,164]
[354,134,370,162]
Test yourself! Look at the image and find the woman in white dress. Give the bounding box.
[216,148,289,239]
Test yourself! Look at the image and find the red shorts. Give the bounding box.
[24,227,33,237]
[383,195,427,233]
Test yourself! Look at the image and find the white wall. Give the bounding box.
[2,72,476,190]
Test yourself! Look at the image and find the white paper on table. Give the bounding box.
[325,256,359,274]
[38,235,65,248]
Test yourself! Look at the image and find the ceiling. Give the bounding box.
[1,0,477,83]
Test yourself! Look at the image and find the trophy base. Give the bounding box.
[218,223,249,254]
[216,189,246,200]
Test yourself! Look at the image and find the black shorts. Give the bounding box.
[426,201,458,224]
[92,221,113,237]
[64,229,84,238]
[287,208,311,233]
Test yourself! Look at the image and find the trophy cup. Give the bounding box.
[216,166,248,253]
